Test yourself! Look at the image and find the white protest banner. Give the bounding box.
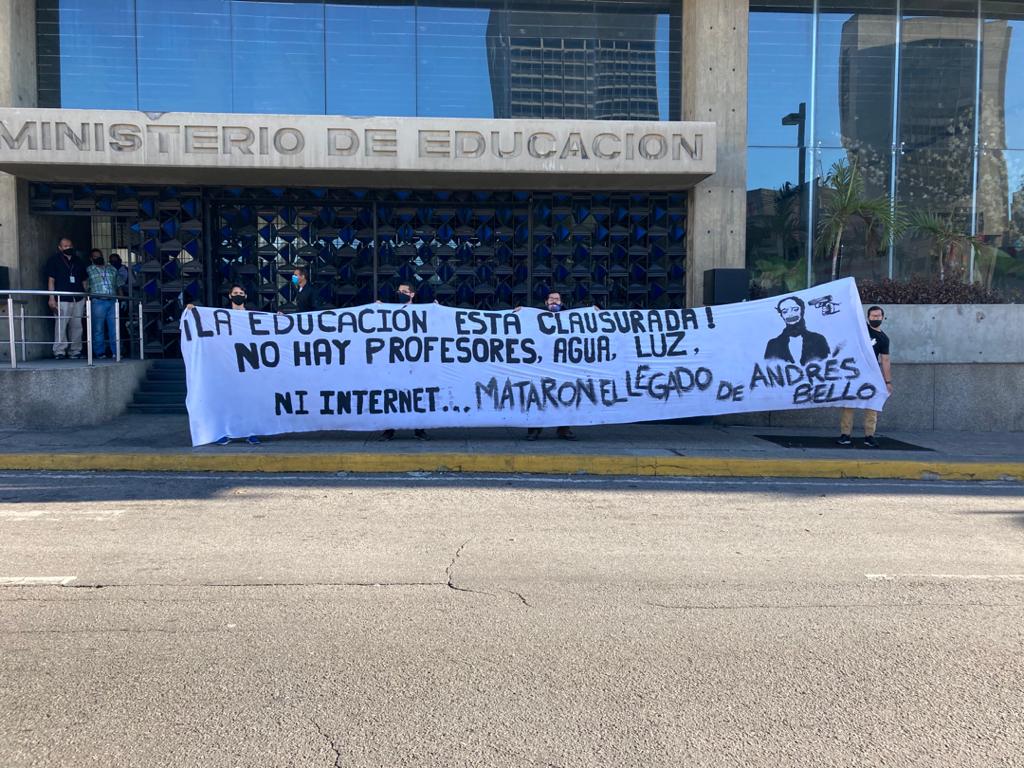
[180,277,887,445]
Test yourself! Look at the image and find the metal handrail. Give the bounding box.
[1,288,133,369]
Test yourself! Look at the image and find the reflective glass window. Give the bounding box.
[417,3,495,118]
[137,0,233,113]
[326,3,416,116]
[894,147,974,280]
[815,1,896,151]
[975,149,1024,297]
[747,147,811,295]
[748,2,814,147]
[232,1,326,115]
[981,1,1024,150]
[47,0,138,110]
[812,146,894,284]
[898,1,979,151]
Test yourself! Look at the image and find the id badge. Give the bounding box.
[69,276,76,284]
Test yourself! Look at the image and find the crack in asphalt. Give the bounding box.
[445,538,494,597]
[311,720,343,768]
[508,590,531,607]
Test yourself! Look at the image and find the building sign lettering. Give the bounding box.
[0,108,716,182]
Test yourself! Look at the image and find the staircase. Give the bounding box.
[127,359,187,415]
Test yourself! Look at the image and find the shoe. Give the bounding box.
[246,436,261,445]
[863,436,879,448]
[525,429,541,441]
[414,429,429,441]
[215,436,231,446]
[53,354,66,360]
[69,353,83,360]
[836,434,853,446]
[378,429,396,441]
[557,427,577,441]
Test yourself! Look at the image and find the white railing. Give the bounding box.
[0,289,147,369]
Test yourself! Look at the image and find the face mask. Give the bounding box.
[548,303,562,312]
[230,295,246,305]
[868,319,883,328]
[92,258,103,266]
[291,275,300,285]
[61,248,73,256]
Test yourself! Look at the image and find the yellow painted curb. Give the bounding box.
[0,452,1021,481]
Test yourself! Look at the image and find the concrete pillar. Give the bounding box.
[682,0,748,305]
[0,0,38,290]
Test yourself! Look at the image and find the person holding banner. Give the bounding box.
[186,284,263,446]
[379,283,430,442]
[838,306,892,448]
[520,291,578,442]
[289,266,319,313]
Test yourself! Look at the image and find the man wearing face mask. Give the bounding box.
[86,249,123,359]
[379,282,430,441]
[45,237,89,360]
[520,291,577,441]
[838,306,892,448]
[187,285,262,445]
[289,266,318,313]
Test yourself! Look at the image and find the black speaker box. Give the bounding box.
[703,268,748,306]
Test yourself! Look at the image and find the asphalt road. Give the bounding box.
[1,472,1022,768]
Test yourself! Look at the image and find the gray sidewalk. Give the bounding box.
[0,413,1020,464]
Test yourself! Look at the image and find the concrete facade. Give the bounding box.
[0,360,149,427]
[682,0,748,303]
[0,0,39,288]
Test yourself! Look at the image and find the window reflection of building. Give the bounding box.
[837,12,1011,279]
[486,7,661,120]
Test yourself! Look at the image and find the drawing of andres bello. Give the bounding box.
[763,295,831,365]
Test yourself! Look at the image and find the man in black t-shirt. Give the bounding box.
[838,305,892,448]
[45,237,89,359]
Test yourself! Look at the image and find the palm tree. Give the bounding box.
[905,211,974,282]
[815,158,902,282]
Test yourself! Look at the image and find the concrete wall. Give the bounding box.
[0,361,149,428]
[682,0,748,304]
[0,0,37,286]
[718,304,1024,432]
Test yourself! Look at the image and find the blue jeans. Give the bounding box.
[90,298,117,357]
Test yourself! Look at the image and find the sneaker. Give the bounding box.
[836,434,853,446]
[378,429,396,441]
[557,427,577,441]
[413,429,429,441]
[68,353,83,360]
[862,436,879,449]
[525,428,541,441]
[215,436,232,446]
[54,353,66,360]
[246,436,261,445]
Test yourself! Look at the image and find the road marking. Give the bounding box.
[0,508,126,521]
[0,576,77,586]
[867,574,1024,581]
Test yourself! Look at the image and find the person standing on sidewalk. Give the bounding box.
[86,249,123,360]
[186,285,262,446]
[838,305,892,448]
[520,291,577,442]
[45,238,89,360]
[379,283,430,442]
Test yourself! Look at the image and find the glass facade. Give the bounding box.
[36,0,680,121]
[748,0,1024,298]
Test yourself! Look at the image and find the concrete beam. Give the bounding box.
[0,0,38,289]
[682,0,748,306]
